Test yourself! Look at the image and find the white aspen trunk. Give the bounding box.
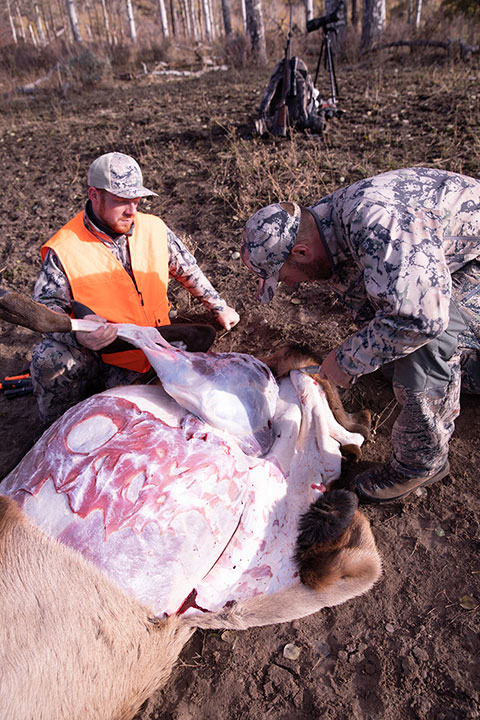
[85,0,95,39]
[33,0,46,44]
[305,0,313,25]
[180,0,191,37]
[42,3,54,43]
[360,0,385,51]
[29,22,38,45]
[55,0,71,42]
[221,0,232,35]
[158,0,170,37]
[100,0,112,43]
[66,0,82,41]
[414,0,422,28]
[245,0,266,64]
[6,0,17,43]
[190,0,200,39]
[210,0,219,38]
[201,0,213,40]
[125,0,137,41]
[15,4,26,40]
[240,0,246,33]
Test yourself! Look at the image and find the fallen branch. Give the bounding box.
[363,38,479,61]
[135,64,228,79]
[17,61,61,94]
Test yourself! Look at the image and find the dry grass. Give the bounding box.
[207,57,480,228]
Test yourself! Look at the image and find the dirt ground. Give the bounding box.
[0,46,479,720]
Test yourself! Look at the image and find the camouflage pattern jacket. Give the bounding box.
[33,205,228,322]
[309,167,480,378]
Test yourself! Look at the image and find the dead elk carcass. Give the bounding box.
[0,486,379,720]
[0,297,381,718]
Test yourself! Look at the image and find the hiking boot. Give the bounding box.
[352,461,451,503]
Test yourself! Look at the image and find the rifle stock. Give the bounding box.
[272,95,288,137]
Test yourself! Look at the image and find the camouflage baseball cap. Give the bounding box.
[87,152,158,199]
[241,202,301,303]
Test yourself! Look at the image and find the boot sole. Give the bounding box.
[356,461,451,504]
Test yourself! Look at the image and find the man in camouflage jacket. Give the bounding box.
[32,152,239,425]
[241,167,480,502]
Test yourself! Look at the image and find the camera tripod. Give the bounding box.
[307,7,341,118]
[314,24,339,114]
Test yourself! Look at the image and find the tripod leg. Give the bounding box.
[313,39,325,88]
[325,37,339,104]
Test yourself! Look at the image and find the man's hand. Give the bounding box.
[75,314,118,351]
[319,348,354,388]
[216,306,240,331]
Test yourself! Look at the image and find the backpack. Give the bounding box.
[255,56,328,135]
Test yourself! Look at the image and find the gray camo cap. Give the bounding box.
[87,152,158,199]
[241,202,301,303]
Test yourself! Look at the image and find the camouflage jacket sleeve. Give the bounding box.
[334,202,452,378]
[32,249,83,348]
[32,248,74,315]
[167,228,228,316]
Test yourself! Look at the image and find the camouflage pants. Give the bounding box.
[386,259,480,476]
[30,333,140,425]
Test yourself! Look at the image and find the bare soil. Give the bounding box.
[0,49,479,720]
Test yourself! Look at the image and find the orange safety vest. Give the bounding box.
[42,211,171,373]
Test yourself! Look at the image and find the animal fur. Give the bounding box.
[194,490,381,632]
[260,343,372,442]
[0,489,381,719]
[294,489,380,592]
[0,495,194,720]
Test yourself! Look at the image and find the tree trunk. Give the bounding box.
[221,0,232,36]
[125,0,137,41]
[360,0,385,52]
[168,0,175,35]
[100,0,112,44]
[325,0,346,55]
[6,0,17,43]
[158,0,170,36]
[305,0,313,25]
[85,0,95,40]
[351,0,358,26]
[15,3,26,41]
[407,0,413,23]
[240,0,247,33]
[190,0,200,39]
[202,0,213,40]
[414,0,422,28]
[66,0,82,41]
[28,22,38,46]
[245,0,267,64]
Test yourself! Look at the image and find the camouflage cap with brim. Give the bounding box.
[241,202,301,303]
[87,152,158,199]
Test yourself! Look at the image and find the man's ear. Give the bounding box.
[290,243,314,263]
[87,187,98,202]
